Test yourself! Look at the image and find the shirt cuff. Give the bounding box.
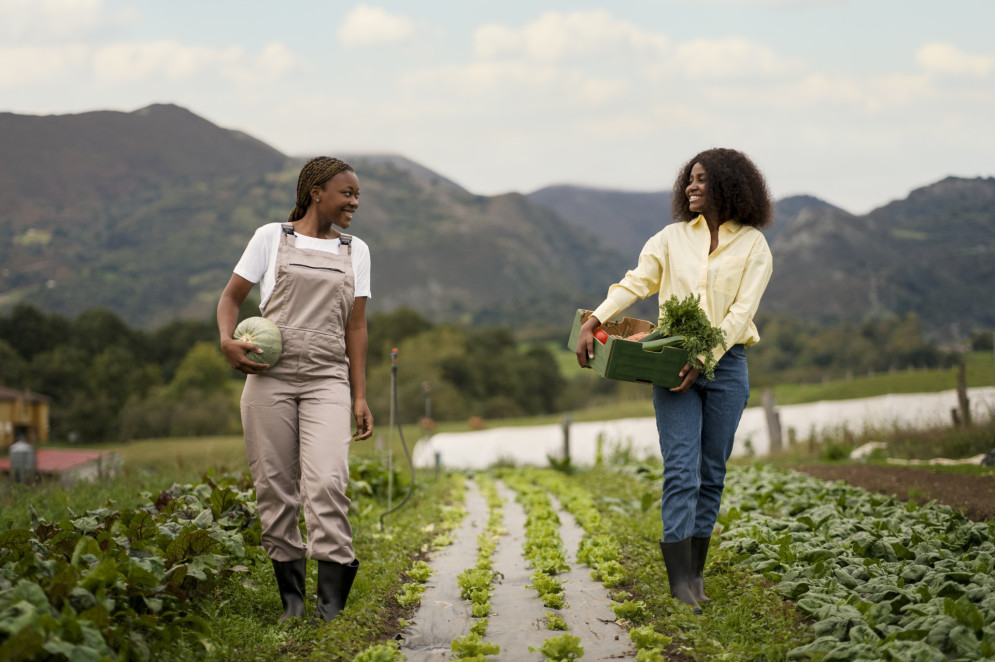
[591,288,639,325]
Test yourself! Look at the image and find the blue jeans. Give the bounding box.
[653,344,750,542]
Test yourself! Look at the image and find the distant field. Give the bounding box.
[104,435,248,472]
[56,352,994,466]
[757,351,995,406]
[542,342,995,408]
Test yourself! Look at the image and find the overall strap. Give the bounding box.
[278,222,297,249]
[338,233,353,255]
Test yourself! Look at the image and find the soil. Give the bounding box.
[794,464,995,521]
[398,481,632,661]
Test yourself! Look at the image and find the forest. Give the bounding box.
[2,302,990,445]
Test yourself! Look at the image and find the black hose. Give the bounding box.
[379,351,415,530]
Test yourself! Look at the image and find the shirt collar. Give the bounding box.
[693,214,743,233]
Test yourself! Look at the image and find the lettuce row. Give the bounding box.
[720,465,995,661]
[0,474,259,661]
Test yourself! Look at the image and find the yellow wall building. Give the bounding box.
[0,387,51,450]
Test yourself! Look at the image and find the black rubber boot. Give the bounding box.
[659,539,702,614]
[314,559,360,622]
[690,536,712,604]
[271,558,307,622]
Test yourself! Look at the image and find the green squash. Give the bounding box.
[233,316,282,367]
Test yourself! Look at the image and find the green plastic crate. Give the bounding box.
[567,309,687,388]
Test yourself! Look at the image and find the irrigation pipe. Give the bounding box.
[380,347,415,530]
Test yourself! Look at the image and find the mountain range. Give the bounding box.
[2,104,992,340]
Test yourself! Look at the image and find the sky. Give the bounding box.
[2,0,994,214]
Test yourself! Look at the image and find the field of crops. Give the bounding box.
[2,452,993,661]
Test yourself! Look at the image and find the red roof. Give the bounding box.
[0,448,103,473]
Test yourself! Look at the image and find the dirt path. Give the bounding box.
[398,480,631,661]
[399,481,483,662]
[795,464,995,521]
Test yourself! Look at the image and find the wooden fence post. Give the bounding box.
[561,413,572,464]
[762,387,782,454]
[957,362,971,427]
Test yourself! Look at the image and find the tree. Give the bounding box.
[970,329,994,351]
[166,341,231,399]
[0,302,69,361]
[145,317,218,381]
[69,308,138,356]
[368,308,433,367]
[516,346,565,414]
[0,339,28,389]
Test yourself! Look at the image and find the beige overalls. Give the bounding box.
[241,223,356,564]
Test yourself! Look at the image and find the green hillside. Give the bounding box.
[2,105,993,340]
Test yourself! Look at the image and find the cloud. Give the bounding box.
[92,41,242,82]
[700,71,932,112]
[475,10,668,61]
[405,9,802,116]
[668,38,802,79]
[0,0,134,41]
[652,0,853,6]
[339,5,415,47]
[0,45,89,86]
[917,42,995,77]
[255,43,299,79]
[88,40,301,89]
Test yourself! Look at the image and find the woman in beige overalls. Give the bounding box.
[218,157,374,623]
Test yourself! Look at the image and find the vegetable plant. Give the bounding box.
[721,465,995,660]
[0,474,258,661]
[530,633,584,661]
[656,293,727,379]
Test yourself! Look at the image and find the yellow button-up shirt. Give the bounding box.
[591,214,773,363]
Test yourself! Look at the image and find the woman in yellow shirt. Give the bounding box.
[576,148,773,614]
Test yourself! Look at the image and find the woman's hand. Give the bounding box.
[220,337,270,374]
[575,315,602,368]
[218,274,266,373]
[669,362,701,394]
[353,398,374,440]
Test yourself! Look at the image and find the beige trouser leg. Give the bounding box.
[242,374,354,564]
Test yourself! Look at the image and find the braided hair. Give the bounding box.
[288,156,354,222]
[670,148,773,228]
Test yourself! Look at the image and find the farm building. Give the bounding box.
[0,386,50,450]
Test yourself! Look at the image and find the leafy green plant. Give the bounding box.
[591,560,627,587]
[0,474,258,661]
[722,464,995,660]
[528,572,563,596]
[407,560,433,583]
[451,631,500,659]
[457,568,494,602]
[541,592,565,609]
[609,600,647,622]
[505,474,572,615]
[396,581,426,608]
[656,293,727,380]
[628,624,672,652]
[545,611,569,631]
[352,641,406,662]
[530,633,584,661]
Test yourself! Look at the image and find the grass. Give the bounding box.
[566,466,814,660]
[5,349,992,658]
[751,351,995,407]
[0,459,208,529]
[202,471,466,662]
[746,403,995,477]
[1,456,466,662]
[445,350,995,435]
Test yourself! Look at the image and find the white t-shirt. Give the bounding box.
[233,222,372,313]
